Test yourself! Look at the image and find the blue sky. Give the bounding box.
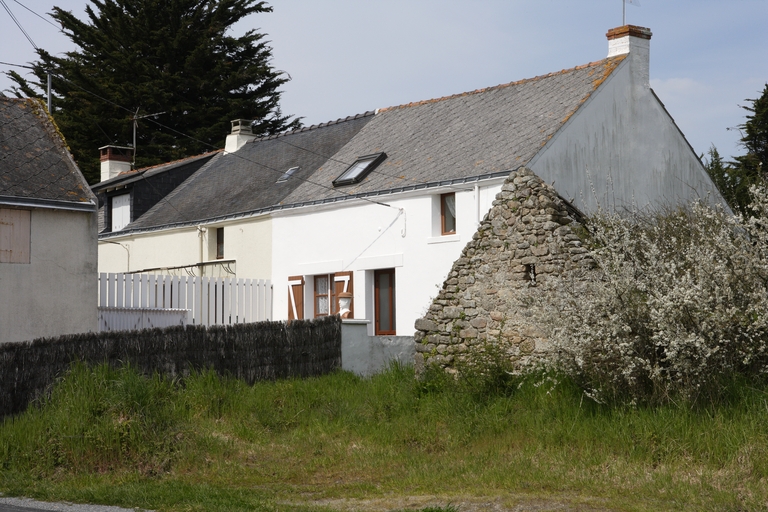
[1,0,766,161]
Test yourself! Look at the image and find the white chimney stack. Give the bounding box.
[99,145,133,182]
[225,119,256,153]
[607,25,652,88]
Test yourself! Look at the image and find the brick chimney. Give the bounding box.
[607,25,652,88]
[99,145,133,182]
[224,119,257,153]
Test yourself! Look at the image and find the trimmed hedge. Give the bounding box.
[0,316,341,417]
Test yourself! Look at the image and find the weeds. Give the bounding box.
[2,362,768,510]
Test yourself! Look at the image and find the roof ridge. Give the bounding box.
[117,150,222,176]
[246,111,376,145]
[378,55,626,113]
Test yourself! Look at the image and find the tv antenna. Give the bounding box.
[623,0,641,25]
[132,108,166,167]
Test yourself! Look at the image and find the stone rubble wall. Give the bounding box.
[414,167,594,373]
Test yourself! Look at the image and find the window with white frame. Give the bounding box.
[441,192,456,235]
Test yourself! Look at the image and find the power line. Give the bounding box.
[0,0,38,50]
[31,64,477,221]
[11,0,59,29]
[0,60,33,70]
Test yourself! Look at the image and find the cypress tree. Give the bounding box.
[7,0,299,184]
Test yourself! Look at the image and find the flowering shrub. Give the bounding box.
[539,191,768,405]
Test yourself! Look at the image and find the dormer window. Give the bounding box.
[276,166,299,183]
[333,152,386,186]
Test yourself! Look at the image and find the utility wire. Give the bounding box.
[44,69,397,219]
[0,60,33,69]
[0,0,39,50]
[11,0,59,29]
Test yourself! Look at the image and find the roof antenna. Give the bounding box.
[132,108,166,168]
[623,0,641,26]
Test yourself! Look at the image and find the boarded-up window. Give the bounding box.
[111,193,130,232]
[0,208,31,264]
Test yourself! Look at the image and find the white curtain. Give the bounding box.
[445,194,456,218]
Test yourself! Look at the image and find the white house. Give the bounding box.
[0,97,98,343]
[97,25,725,338]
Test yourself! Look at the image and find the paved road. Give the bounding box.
[0,497,150,512]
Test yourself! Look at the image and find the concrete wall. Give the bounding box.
[0,208,98,343]
[271,180,504,336]
[98,215,272,279]
[341,320,415,376]
[530,58,725,213]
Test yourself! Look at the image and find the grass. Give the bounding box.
[2,362,768,511]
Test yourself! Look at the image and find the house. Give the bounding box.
[97,115,374,278]
[0,97,98,343]
[92,148,217,238]
[96,25,725,343]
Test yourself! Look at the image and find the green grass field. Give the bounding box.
[1,362,767,511]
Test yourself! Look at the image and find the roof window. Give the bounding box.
[276,166,299,183]
[333,153,386,186]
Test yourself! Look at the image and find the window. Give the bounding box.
[0,208,30,264]
[276,166,299,183]
[441,193,456,234]
[314,275,331,317]
[111,193,131,232]
[313,271,354,318]
[216,228,224,259]
[333,153,387,186]
[374,268,396,335]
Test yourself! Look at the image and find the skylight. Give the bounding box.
[333,153,387,186]
[276,166,299,183]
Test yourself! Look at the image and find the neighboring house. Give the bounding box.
[92,149,217,237]
[0,97,98,343]
[97,25,725,339]
[97,115,373,277]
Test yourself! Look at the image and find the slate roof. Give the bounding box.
[282,56,626,205]
[92,151,220,192]
[0,97,94,206]
[125,112,375,230]
[103,55,626,235]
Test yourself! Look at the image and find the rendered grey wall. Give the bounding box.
[530,59,725,213]
[341,320,415,376]
[0,208,98,343]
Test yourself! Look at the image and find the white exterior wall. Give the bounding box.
[529,58,723,213]
[98,216,272,279]
[272,181,503,336]
[1,208,98,343]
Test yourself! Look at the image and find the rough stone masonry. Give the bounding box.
[413,167,594,373]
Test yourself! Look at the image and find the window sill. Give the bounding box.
[427,234,460,245]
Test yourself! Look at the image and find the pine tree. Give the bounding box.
[7,0,299,184]
[704,145,751,216]
[734,83,768,180]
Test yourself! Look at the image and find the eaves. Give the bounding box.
[98,169,514,241]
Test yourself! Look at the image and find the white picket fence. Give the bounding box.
[98,307,189,331]
[98,273,272,328]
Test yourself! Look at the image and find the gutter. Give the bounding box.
[98,170,513,240]
[0,195,97,213]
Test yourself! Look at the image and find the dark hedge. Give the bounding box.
[0,316,341,417]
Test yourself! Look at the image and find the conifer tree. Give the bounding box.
[7,0,299,184]
[734,83,768,181]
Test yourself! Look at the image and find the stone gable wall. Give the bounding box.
[414,167,593,372]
